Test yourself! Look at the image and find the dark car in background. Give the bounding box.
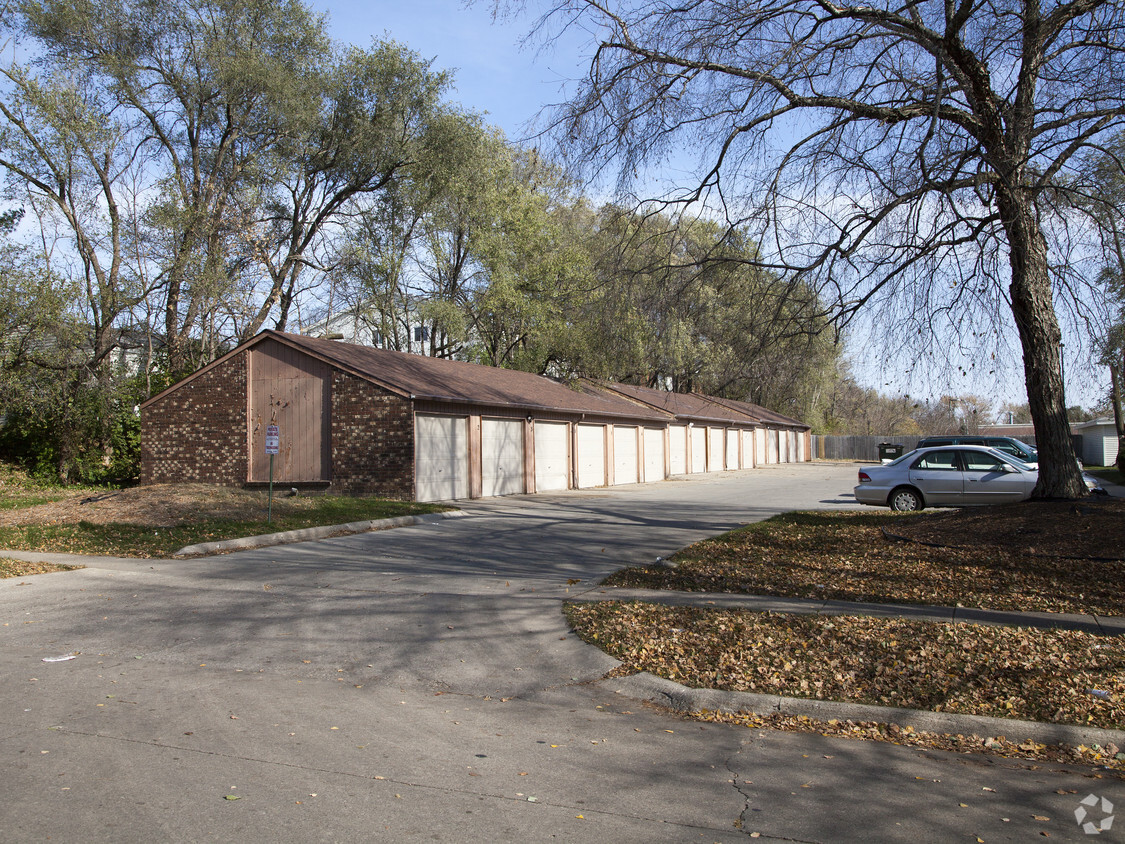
[915,435,1038,464]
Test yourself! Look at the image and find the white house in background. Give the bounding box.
[1072,417,1121,467]
[301,301,463,359]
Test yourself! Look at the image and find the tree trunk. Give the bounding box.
[1110,361,1125,474]
[999,189,1087,498]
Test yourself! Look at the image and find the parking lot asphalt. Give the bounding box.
[3,464,1122,842]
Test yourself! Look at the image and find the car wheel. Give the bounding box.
[889,487,923,512]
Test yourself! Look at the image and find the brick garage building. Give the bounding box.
[141,330,810,501]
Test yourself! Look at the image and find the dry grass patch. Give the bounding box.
[0,479,445,557]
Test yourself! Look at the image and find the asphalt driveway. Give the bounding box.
[3,464,1120,842]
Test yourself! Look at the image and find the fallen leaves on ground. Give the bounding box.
[0,557,80,578]
[603,506,1125,616]
[699,709,1124,774]
[566,601,1125,734]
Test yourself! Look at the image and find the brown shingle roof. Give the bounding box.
[594,381,759,425]
[266,332,671,422]
[594,382,808,429]
[701,394,810,430]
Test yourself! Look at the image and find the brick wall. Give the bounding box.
[330,372,415,497]
[141,352,248,486]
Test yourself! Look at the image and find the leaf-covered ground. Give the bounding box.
[604,504,1125,616]
[0,557,80,578]
[568,601,1125,770]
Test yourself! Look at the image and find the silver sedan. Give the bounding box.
[853,445,1101,511]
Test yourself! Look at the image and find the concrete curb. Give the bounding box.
[172,510,465,557]
[610,671,1125,749]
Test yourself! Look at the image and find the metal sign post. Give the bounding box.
[265,424,280,523]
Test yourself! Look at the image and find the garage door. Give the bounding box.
[534,421,569,492]
[768,429,779,463]
[797,432,806,462]
[482,418,525,497]
[690,426,707,473]
[708,427,724,471]
[643,428,665,482]
[415,414,469,502]
[741,429,755,469]
[668,425,687,475]
[613,425,639,485]
[575,424,606,488]
[755,428,766,466]
[726,429,739,470]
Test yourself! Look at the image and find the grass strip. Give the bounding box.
[0,498,445,558]
[566,601,1125,733]
[603,510,1125,616]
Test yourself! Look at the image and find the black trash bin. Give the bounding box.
[877,443,904,463]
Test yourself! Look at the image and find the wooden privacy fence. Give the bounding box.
[812,436,921,461]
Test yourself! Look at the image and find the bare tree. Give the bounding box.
[507,0,1125,497]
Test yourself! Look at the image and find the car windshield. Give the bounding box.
[884,449,918,467]
[1004,453,1036,470]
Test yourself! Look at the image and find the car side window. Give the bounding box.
[961,450,1007,472]
[912,450,960,471]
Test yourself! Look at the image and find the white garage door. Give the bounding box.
[613,425,639,485]
[690,426,707,473]
[797,432,806,462]
[755,428,766,466]
[742,429,755,469]
[482,418,525,497]
[708,427,724,471]
[415,414,469,502]
[726,429,739,470]
[534,421,569,492]
[768,429,779,464]
[668,425,687,475]
[643,428,665,482]
[789,431,799,462]
[575,424,606,488]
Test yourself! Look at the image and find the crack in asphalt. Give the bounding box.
[35,723,751,835]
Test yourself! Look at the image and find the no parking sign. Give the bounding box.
[265,424,279,454]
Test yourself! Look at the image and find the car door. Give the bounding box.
[907,449,964,505]
[959,449,1036,504]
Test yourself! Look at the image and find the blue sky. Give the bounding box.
[310,0,577,143]
[308,1,1107,414]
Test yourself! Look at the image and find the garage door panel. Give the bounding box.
[668,425,687,475]
[613,425,638,485]
[482,418,525,497]
[725,429,738,471]
[708,427,724,471]
[741,430,755,468]
[576,424,606,488]
[534,422,569,492]
[690,427,707,473]
[643,427,665,482]
[415,414,469,502]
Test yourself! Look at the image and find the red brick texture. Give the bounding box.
[142,355,418,497]
[330,373,414,498]
[141,352,248,486]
